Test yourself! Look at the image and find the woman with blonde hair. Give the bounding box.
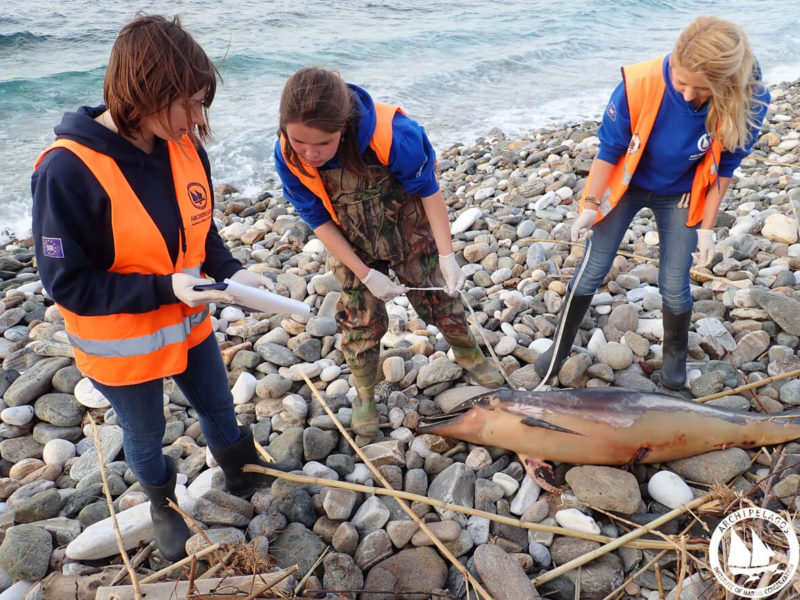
[536,15,769,390]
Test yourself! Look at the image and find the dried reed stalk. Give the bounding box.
[88,413,142,600]
[243,463,704,552]
[695,368,800,403]
[139,543,221,584]
[300,372,495,600]
[533,490,716,586]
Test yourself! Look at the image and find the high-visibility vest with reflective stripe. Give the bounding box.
[581,56,722,227]
[280,101,402,225]
[34,136,214,386]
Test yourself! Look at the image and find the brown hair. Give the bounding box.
[672,15,763,151]
[278,67,368,178]
[104,14,219,143]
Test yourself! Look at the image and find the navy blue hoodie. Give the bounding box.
[32,105,241,317]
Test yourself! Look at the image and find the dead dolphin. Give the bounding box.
[417,387,800,490]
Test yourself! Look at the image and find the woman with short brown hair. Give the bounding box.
[32,14,296,561]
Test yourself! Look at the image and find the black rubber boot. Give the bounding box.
[534,294,594,379]
[209,425,300,497]
[141,456,190,561]
[661,307,692,390]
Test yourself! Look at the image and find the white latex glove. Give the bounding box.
[171,273,235,308]
[361,269,408,301]
[439,253,466,296]
[570,208,597,242]
[229,268,274,291]
[694,228,715,267]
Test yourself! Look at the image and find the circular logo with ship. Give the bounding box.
[187,182,208,210]
[709,508,799,597]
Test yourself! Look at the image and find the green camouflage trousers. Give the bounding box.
[321,154,499,402]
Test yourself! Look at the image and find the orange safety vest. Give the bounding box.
[279,101,403,225]
[581,56,722,227]
[34,137,214,386]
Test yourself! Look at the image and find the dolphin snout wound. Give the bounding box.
[417,386,800,491]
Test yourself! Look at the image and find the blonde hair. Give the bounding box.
[672,15,763,151]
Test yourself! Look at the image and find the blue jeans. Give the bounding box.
[91,333,241,486]
[570,185,697,313]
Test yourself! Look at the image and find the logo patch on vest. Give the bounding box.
[627,134,641,155]
[606,101,617,122]
[187,182,208,210]
[42,236,64,258]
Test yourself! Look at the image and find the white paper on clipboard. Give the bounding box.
[222,279,310,315]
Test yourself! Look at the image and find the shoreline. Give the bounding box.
[0,78,799,597]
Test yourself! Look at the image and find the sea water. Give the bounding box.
[2,0,799,242]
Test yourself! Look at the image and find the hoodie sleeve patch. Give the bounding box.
[606,100,617,122]
[42,236,65,258]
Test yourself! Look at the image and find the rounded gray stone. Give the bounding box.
[34,393,84,427]
[0,524,53,580]
[12,488,63,523]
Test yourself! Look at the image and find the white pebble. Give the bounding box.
[320,365,342,382]
[43,439,76,466]
[282,394,308,419]
[510,476,541,515]
[382,356,406,383]
[467,515,490,545]
[647,471,694,509]
[344,463,373,485]
[388,407,405,428]
[492,472,520,496]
[220,306,245,322]
[554,508,601,534]
[303,238,325,254]
[389,427,414,444]
[465,447,492,470]
[231,371,257,405]
[74,377,111,409]
[0,405,35,426]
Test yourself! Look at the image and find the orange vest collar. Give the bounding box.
[581,56,721,227]
[280,101,402,226]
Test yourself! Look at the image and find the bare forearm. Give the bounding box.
[313,222,369,279]
[420,190,454,255]
[700,177,731,229]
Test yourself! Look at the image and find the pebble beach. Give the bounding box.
[0,78,800,599]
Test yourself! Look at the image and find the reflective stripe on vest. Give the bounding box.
[280,101,402,225]
[33,137,213,385]
[581,56,722,227]
[65,307,208,357]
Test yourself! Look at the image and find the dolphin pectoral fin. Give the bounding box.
[519,454,562,494]
[520,417,585,436]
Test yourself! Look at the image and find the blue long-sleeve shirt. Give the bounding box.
[274,84,439,229]
[32,105,242,317]
[597,54,770,193]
